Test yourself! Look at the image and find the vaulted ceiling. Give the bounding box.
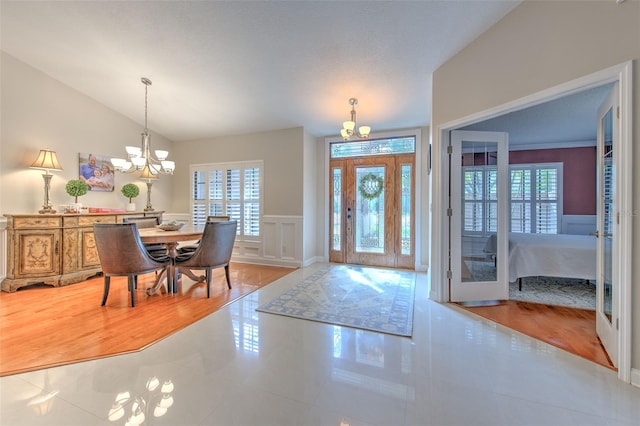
[1,1,521,142]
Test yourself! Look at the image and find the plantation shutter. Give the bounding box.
[190,161,263,238]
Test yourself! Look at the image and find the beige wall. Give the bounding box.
[0,52,174,214]
[168,127,305,216]
[432,0,640,373]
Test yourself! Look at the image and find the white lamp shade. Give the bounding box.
[131,157,146,167]
[155,150,169,161]
[125,146,142,157]
[342,121,355,132]
[359,126,371,137]
[30,149,63,171]
[161,161,175,173]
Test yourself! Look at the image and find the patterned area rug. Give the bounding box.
[257,265,415,336]
[466,260,595,310]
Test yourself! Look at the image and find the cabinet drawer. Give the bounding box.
[14,217,61,229]
[78,215,116,226]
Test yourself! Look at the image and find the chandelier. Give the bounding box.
[340,97,371,141]
[111,77,175,176]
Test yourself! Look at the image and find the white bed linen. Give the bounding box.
[485,233,597,282]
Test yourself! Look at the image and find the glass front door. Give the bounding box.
[330,154,414,269]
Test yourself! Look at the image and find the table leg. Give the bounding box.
[178,268,206,283]
[146,241,180,295]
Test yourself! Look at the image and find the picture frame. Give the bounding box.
[78,153,115,192]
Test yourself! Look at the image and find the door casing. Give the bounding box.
[431,61,633,383]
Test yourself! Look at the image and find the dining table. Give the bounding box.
[138,225,205,295]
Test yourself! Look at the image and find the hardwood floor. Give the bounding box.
[1,264,614,377]
[0,263,294,377]
[456,300,615,370]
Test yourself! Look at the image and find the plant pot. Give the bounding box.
[125,203,136,212]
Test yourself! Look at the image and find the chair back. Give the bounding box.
[93,223,166,275]
[122,216,161,228]
[178,220,237,268]
[207,215,230,222]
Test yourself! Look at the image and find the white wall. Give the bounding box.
[431,0,640,378]
[302,130,318,266]
[0,52,174,214]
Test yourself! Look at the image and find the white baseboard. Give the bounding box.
[631,368,640,388]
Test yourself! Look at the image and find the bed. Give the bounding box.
[484,233,597,284]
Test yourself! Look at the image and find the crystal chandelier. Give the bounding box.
[340,97,371,141]
[111,77,175,176]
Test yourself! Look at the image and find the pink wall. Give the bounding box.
[509,146,596,215]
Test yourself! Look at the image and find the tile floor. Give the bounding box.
[1,263,638,426]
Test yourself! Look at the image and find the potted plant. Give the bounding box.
[65,179,88,213]
[121,183,140,212]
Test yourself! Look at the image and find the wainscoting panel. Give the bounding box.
[562,215,596,235]
[258,215,303,267]
[164,213,303,268]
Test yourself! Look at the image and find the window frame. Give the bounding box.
[190,160,263,241]
[461,162,563,236]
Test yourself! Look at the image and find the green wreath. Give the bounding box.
[358,173,384,200]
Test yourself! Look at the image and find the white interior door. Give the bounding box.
[595,83,618,367]
[450,130,509,302]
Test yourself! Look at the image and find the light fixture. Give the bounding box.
[111,77,175,177]
[139,163,158,212]
[30,149,63,214]
[340,97,371,141]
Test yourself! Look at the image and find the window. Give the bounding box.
[190,160,263,240]
[462,162,562,235]
[509,163,562,234]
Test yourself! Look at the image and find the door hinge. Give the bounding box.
[447,145,453,154]
[617,106,620,119]
[617,212,620,225]
[446,269,452,279]
[447,208,453,217]
[616,318,619,330]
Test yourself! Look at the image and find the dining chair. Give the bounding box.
[122,216,166,257]
[94,223,170,307]
[175,220,237,297]
[178,215,230,255]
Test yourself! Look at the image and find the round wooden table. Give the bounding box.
[139,225,205,294]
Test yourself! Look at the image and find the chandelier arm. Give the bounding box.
[113,77,175,176]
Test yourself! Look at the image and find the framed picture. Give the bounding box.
[78,153,115,192]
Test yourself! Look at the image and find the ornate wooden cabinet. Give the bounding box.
[2,212,163,292]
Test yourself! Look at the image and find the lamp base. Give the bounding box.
[39,206,56,214]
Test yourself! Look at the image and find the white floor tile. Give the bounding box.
[1,263,639,426]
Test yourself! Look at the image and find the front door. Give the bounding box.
[595,83,618,367]
[330,152,415,269]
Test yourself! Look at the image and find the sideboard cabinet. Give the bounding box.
[2,212,163,292]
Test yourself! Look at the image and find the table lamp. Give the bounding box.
[30,149,63,214]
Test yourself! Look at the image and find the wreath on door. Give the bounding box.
[358,173,384,200]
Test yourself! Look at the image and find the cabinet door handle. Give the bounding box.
[55,240,59,255]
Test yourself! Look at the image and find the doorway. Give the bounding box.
[432,62,633,382]
[328,137,416,269]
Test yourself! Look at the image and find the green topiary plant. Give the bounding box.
[121,183,140,203]
[65,179,89,203]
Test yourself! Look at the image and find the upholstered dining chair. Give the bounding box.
[93,223,170,307]
[122,216,166,257]
[178,215,230,255]
[175,220,237,298]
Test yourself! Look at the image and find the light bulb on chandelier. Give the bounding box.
[340,98,371,141]
[111,77,175,177]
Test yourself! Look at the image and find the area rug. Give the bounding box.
[256,265,415,337]
[465,260,595,310]
[510,276,595,310]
